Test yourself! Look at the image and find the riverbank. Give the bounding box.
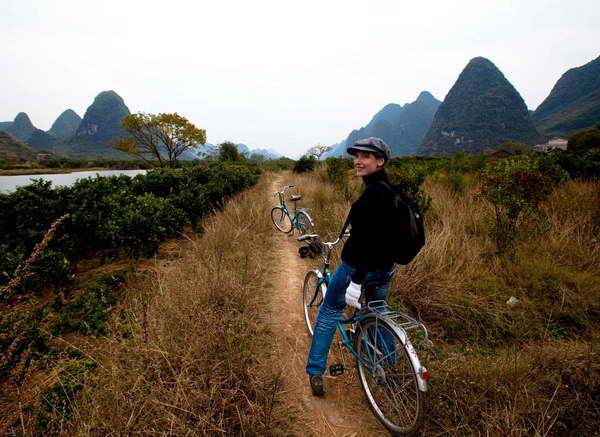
[0,167,110,176]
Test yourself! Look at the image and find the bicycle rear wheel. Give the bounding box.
[271,207,293,233]
[296,211,314,236]
[354,316,425,436]
[302,271,324,336]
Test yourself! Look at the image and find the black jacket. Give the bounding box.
[341,168,398,283]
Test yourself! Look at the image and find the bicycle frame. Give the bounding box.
[305,235,428,392]
[274,186,312,232]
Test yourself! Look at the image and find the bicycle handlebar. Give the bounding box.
[274,185,295,197]
[296,230,349,249]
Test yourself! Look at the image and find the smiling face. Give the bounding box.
[353,150,385,177]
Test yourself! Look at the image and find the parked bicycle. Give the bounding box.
[271,185,314,235]
[299,232,429,436]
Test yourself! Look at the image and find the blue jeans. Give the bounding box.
[306,261,395,376]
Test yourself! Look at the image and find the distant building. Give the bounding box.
[533,137,568,153]
[36,153,52,161]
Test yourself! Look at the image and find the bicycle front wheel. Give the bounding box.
[296,211,314,236]
[302,271,324,336]
[271,207,293,233]
[354,316,425,436]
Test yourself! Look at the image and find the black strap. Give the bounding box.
[377,180,393,194]
[338,212,351,239]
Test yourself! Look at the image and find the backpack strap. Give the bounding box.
[338,212,351,240]
[377,180,394,195]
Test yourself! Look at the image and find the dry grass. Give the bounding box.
[288,167,599,435]
[15,169,597,435]
[59,175,295,435]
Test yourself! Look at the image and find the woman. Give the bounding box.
[306,137,399,396]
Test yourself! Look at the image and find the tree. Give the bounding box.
[115,112,206,168]
[218,142,242,161]
[293,155,316,173]
[305,144,332,160]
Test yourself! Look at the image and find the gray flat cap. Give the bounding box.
[346,137,391,160]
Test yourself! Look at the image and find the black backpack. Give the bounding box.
[378,181,425,265]
[338,181,425,265]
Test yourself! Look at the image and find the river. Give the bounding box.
[0,169,147,193]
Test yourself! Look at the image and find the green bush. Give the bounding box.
[325,157,353,200]
[548,127,600,179]
[0,162,260,290]
[293,155,316,173]
[386,159,433,212]
[480,154,567,254]
[36,357,97,433]
[102,193,188,258]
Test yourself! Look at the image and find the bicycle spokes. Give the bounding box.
[357,318,422,432]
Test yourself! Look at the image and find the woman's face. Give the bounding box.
[354,150,385,177]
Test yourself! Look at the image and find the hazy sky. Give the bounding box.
[1,0,599,157]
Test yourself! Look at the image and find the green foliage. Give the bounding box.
[0,272,124,383]
[325,157,353,200]
[36,357,97,433]
[219,141,242,161]
[547,127,600,179]
[493,141,531,155]
[0,163,260,291]
[256,157,295,172]
[293,155,316,173]
[117,112,206,168]
[386,158,434,212]
[480,154,567,254]
[102,193,188,258]
[50,273,124,337]
[0,158,150,171]
[0,304,52,380]
[532,55,600,136]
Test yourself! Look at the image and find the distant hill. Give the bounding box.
[321,139,347,159]
[27,129,57,151]
[48,109,81,139]
[0,131,36,160]
[324,91,441,158]
[420,57,541,155]
[533,55,600,137]
[184,142,282,160]
[249,148,282,159]
[4,112,37,142]
[0,113,59,152]
[68,90,131,157]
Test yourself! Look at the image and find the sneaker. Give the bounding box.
[309,375,325,397]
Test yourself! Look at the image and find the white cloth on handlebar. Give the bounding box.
[345,281,362,309]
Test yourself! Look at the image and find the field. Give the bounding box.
[0,158,598,435]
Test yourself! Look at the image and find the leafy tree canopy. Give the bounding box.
[115,112,206,167]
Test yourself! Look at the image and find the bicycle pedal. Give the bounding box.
[329,363,344,376]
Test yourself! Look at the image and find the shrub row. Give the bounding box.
[0,162,260,292]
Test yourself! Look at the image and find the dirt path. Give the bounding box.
[268,174,387,436]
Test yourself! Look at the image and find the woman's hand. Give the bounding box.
[345,281,362,309]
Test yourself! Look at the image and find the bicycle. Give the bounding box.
[299,232,429,436]
[271,185,314,235]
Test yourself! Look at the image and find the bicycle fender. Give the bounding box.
[364,313,428,392]
[297,210,314,224]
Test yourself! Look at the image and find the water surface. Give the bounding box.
[0,170,147,193]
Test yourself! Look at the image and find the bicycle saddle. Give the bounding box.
[290,195,302,201]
